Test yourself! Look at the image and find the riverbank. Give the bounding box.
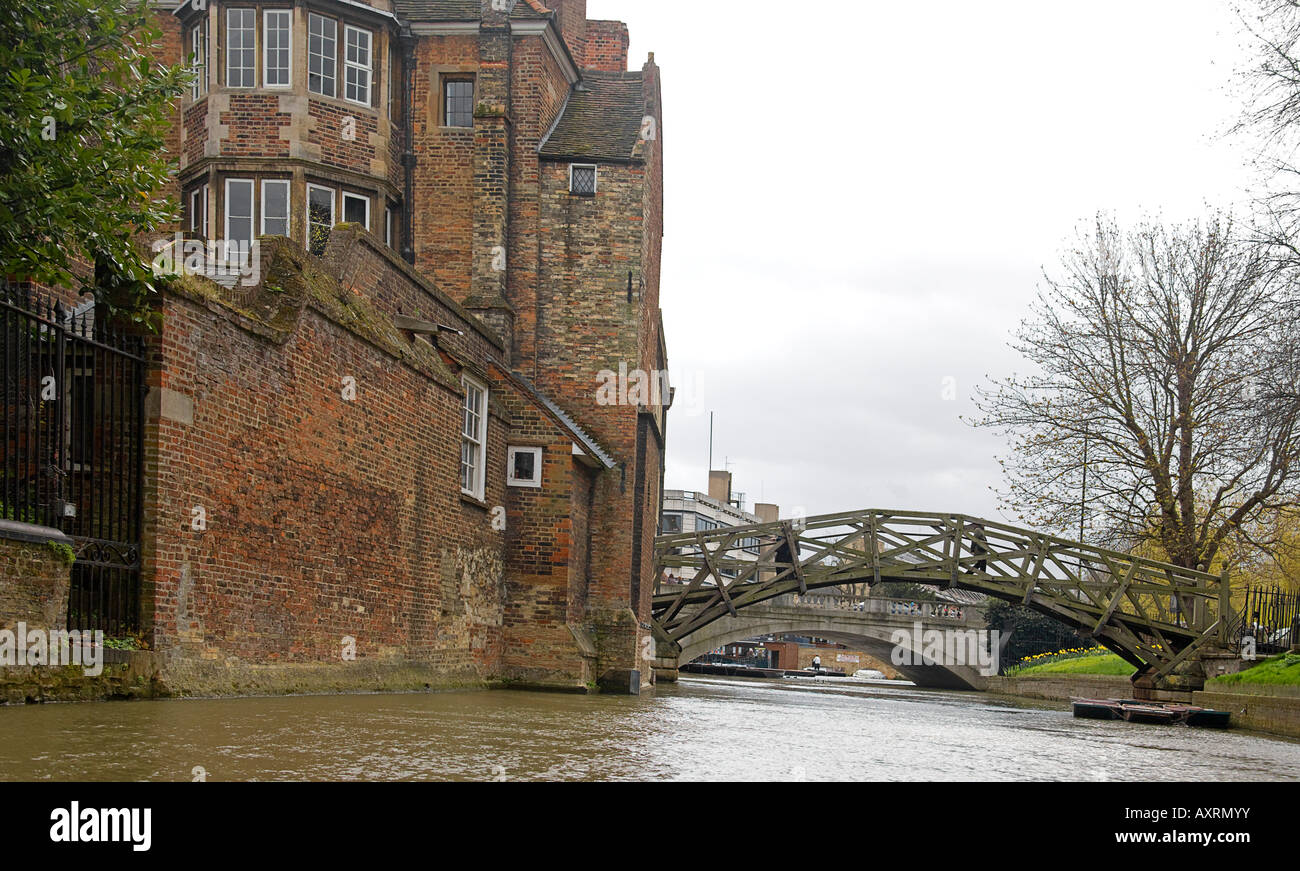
[985,674,1300,740]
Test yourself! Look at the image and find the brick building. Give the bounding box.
[0,0,668,695]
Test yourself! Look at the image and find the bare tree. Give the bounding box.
[973,215,1300,572]
[1233,1,1300,260]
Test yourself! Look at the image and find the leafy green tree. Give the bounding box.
[0,0,189,323]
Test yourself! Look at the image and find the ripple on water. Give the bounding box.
[0,679,1294,781]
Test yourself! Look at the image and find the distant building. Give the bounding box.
[660,471,776,584]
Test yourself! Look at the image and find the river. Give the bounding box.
[0,676,1295,781]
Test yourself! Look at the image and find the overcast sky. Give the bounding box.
[589,0,1260,526]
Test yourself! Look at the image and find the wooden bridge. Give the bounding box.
[652,510,1238,693]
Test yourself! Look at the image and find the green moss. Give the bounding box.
[45,541,75,565]
[1207,653,1300,686]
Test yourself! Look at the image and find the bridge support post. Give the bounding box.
[649,655,679,683]
[649,639,681,683]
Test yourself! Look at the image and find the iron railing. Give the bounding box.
[1,282,147,635]
[1238,585,1300,657]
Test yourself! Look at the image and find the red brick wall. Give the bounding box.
[492,371,594,683]
[221,94,292,158]
[140,234,512,677]
[584,21,629,72]
[308,99,378,171]
[508,36,573,371]
[409,35,478,301]
[548,0,588,64]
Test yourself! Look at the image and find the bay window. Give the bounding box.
[344,25,372,106]
[261,179,291,237]
[226,9,256,88]
[307,183,336,255]
[264,10,291,88]
[308,13,337,98]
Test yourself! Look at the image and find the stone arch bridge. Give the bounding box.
[652,510,1241,695]
[677,592,993,689]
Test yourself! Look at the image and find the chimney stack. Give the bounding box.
[708,470,732,504]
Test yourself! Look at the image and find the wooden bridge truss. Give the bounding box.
[652,510,1236,687]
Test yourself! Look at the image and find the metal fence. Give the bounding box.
[1,282,146,635]
[1238,585,1300,658]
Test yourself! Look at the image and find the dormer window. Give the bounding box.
[569,164,596,196]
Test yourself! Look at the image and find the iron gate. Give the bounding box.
[1,282,146,636]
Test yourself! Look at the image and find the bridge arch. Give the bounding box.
[677,605,993,690]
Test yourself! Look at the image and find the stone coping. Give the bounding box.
[0,519,72,547]
[1202,680,1300,699]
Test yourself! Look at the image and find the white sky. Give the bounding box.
[588,0,1259,524]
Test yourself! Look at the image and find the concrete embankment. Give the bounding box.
[985,674,1300,740]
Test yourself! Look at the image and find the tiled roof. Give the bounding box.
[391,0,480,20]
[538,71,645,163]
[391,0,551,21]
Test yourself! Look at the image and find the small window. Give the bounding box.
[570,164,597,196]
[342,192,369,230]
[306,183,335,255]
[308,13,337,98]
[189,184,209,238]
[224,178,254,263]
[226,9,256,88]
[461,376,488,500]
[344,25,372,105]
[507,447,543,488]
[189,20,208,99]
[662,512,683,534]
[261,179,290,237]
[264,10,292,88]
[384,206,394,248]
[444,79,474,128]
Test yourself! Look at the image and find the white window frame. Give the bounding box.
[189,184,209,237]
[461,376,488,500]
[308,13,337,98]
[506,446,543,489]
[384,206,393,247]
[306,183,336,254]
[263,9,292,89]
[343,25,372,106]
[224,178,255,264]
[569,163,597,196]
[261,179,291,237]
[225,8,257,89]
[190,20,208,99]
[341,192,370,231]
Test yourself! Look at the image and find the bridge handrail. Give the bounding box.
[654,508,1220,588]
[769,592,983,622]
